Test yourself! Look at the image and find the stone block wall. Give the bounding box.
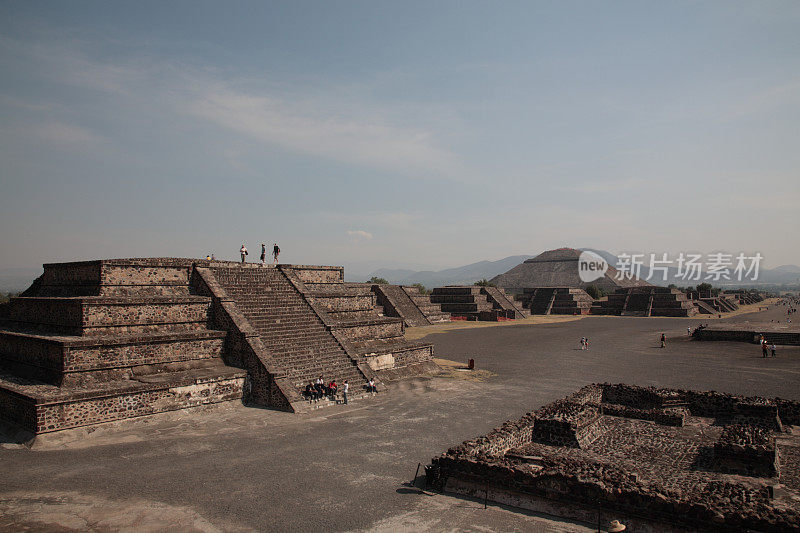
[32,377,245,433]
[289,265,344,284]
[713,424,778,477]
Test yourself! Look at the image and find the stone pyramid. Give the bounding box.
[490,247,650,293]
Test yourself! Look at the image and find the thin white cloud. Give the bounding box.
[1,36,462,177]
[35,121,101,145]
[347,230,373,242]
[184,89,458,175]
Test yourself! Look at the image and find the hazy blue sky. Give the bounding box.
[1,1,798,274]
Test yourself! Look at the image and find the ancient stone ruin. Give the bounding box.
[590,286,698,317]
[0,258,438,434]
[695,322,800,346]
[428,286,525,321]
[516,287,594,315]
[428,383,800,532]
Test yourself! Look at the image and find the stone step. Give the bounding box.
[0,362,246,434]
[0,328,228,385]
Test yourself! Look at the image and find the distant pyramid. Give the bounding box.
[490,247,650,292]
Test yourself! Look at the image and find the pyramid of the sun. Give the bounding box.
[490,247,650,293]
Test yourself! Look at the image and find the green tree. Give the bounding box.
[411,283,428,294]
[474,279,496,287]
[584,284,605,299]
[696,282,713,294]
[367,276,389,284]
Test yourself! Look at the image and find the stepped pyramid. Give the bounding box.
[490,248,650,293]
[0,258,437,435]
[428,286,525,321]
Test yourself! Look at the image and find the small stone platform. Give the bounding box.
[429,286,525,321]
[428,383,800,532]
[695,322,800,345]
[516,287,593,315]
[591,287,698,317]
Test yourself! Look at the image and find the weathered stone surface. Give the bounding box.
[429,383,800,532]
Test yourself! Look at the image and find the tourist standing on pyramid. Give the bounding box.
[273,243,280,263]
[260,244,266,266]
[240,244,248,263]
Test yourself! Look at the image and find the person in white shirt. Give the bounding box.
[343,380,349,404]
[240,244,248,263]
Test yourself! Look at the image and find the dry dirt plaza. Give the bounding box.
[1,304,799,532]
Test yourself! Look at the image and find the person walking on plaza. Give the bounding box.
[240,244,248,263]
[343,380,349,404]
[762,341,769,358]
[273,243,280,264]
[580,337,586,350]
[260,243,266,266]
[687,326,691,336]
[660,333,666,348]
[771,343,777,357]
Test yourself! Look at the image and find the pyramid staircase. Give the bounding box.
[208,266,370,396]
[400,286,450,324]
[372,284,431,327]
[517,288,593,315]
[280,266,438,380]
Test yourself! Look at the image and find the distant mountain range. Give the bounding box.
[0,268,40,294]
[368,255,534,287]
[366,249,800,289]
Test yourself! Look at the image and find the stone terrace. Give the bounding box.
[429,383,800,532]
[591,287,698,317]
[430,286,523,321]
[0,258,247,433]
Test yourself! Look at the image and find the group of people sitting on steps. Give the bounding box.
[303,376,377,403]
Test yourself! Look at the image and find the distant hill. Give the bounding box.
[367,250,800,289]
[368,255,534,287]
[0,268,40,293]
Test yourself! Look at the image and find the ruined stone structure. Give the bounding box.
[590,286,698,317]
[371,284,450,327]
[724,290,765,306]
[695,322,800,346]
[429,286,525,321]
[516,288,593,315]
[428,384,800,532]
[490,248,649,294]
[687,291,740,314]
[0,258,437,434]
